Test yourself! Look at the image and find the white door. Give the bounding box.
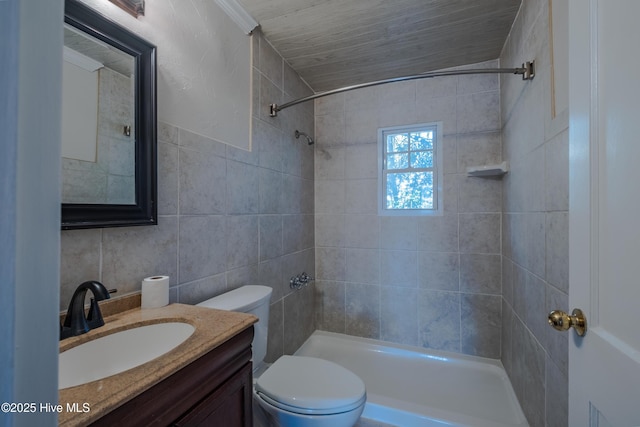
[567,0,640,425]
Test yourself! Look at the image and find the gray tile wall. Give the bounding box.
[314,60,504,358]
[500,0,569,426]
[60,30,316,363]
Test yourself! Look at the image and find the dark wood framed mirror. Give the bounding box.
[62,0,156,229]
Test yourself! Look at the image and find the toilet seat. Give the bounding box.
[255,356,366,416]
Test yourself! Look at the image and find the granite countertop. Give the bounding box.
[58,301,256,426]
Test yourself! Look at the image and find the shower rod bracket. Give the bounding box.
[521,60,535,81]
[270,60,535,117]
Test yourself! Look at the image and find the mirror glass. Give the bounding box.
[62,0,156,229]
[62,23,136,205]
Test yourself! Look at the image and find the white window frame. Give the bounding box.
[377,122,443,216]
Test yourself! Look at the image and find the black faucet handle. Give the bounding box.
[87,298,105,328]
[85,286,117,328]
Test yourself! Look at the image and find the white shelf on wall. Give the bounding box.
[466,161,509,177]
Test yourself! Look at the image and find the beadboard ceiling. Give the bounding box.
[237,0,522,92]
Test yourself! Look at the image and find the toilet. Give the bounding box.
[197,286,366,427]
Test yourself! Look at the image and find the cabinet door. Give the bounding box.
[174,363,253,427]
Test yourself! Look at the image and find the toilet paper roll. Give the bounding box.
[141,275,169,309]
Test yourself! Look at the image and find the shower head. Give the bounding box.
[295,130,314,145]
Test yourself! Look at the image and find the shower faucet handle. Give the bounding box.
[290,272,315,290]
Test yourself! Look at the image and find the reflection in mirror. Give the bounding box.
[62,23,136,205]
[62,0,156,229]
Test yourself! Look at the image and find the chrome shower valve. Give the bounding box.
[290,272,314,290]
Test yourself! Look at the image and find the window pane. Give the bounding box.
[385,171,434,209]
[386,133,408,153]
[410,151,433,168]
[387,153,408,169]
[410,131,434,150]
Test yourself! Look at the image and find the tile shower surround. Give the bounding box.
[313,2,569,424]
[314,59,504,359]
[60,30,316,362]
[500,0,569,425]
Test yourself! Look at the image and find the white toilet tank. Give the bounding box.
[196,285,272,368]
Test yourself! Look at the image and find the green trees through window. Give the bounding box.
[379,123,441,214]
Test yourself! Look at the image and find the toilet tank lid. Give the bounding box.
[196,285,272,312]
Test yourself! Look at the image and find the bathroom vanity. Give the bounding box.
[58,301,256,426]
[92,327,253,426]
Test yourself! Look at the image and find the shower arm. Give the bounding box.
[270,61,535,117]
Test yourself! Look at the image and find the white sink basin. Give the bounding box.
[59,322,195,389]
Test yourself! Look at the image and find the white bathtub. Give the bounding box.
[294,331,528,427]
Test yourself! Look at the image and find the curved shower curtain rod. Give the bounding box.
[269,61,535,117]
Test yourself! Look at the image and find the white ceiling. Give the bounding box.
[238,0,522,92]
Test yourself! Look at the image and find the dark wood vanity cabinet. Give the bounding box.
[91,327,254,427]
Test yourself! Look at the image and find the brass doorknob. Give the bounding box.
[548,308,587,337]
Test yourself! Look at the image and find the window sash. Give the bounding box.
[383,170,435,210]
[381,124,440,212]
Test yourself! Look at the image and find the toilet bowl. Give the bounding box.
[197,286,366,427]
[253,355,365,427]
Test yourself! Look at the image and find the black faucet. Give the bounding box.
[60,281,114,340]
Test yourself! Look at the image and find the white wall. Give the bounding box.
[78,0,253,150]
[0,0,18,419]
[1,0,63,425]
[61,61,99,162]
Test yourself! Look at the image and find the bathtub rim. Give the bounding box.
[297,330,508,368]
[294,330,529,427]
